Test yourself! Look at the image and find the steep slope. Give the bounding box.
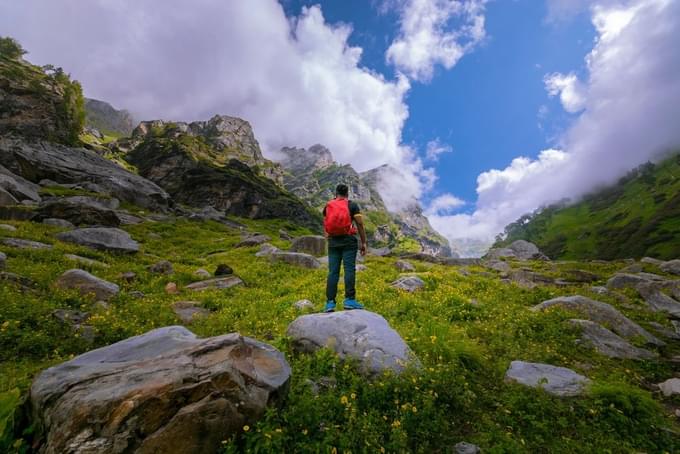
[495,153,680,260]
[126,120,320,230]
[84,98,134,137]
[279,145,452,256]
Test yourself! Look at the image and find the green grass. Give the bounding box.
[496,153,680,260]
[0,217,679,452]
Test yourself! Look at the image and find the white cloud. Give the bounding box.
[544,72,587,113]
[386,0,487,81]
[425,193,465,215]
[434,0,680,256]
[0,1,412,175]
[425,138,453,161]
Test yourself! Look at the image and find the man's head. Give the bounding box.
[335,184,349,198]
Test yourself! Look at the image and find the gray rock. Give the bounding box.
[64,254,109,268]
[563,269,600,283]
[660,259,680,275]
[648,322,680,340]
[270,251,321,269]
[57,227,140,253]
[129,290,145,299]
[484,247,516,260]
[52,309,90,326]
[356,264,368,272]
[116,212,144,225]
[290,235,327,257]
[185,275,244,291]
[149,260,173,275]
[484,259,511,273]
[636,282,680,318]
[606,273,651,290]
[0,251,6,269]
[508,240,548,260]
[194,268,211,278]
[636,272,667,281]
[1,271,37,290]
[54,269,120,301]
[172,301,210,324]
[0,186,18,206]
[0,223,17,231]
[508,269,555,288]
[255,243,279,257]
[641,257,665,266]
[279,229,293,240]
[368,246,391,257]
[318,255,329,265]
[42,218,75,228]
[620,263,643,273]
[531,295,663,346]
[0,137,170,210]
[0,164,41,203]
[657,378,680,397]
[590,286,608,295]
[120,271,136,283]
[2,238,52,249]
[235,234,271,247]
[29,326,291,454]
[395,260,415,272]
[287,310,418,375]
[293,299,315,311]
[504,361,591,397]
[455,442,481,454]
[391,275,425,292]
[37,196,121,227]
[569,319,656,360]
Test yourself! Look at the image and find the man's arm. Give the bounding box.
[353,213,368,255]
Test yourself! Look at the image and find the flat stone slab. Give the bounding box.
[391,275,425,292]
[54,269,120,301]
[531,295,663,346]
[2,238,52,249]
[185,275,244,291]
[569,319,657,360]
[606,273,652,290]
[270,251,321,269]
[172,301,210,324]
[504,360,591,397]
[29,326,291,453]
[57,227,139,253]
[287,310,418,376]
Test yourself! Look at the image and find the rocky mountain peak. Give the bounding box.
[84,98,134,136]
[280,144,334,172]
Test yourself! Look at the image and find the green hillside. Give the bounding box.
[1,215,679,452]
[495,153,680,260]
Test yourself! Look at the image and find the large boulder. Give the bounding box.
[0,137,170,211]
[531,295,663,346]
[29,326,291,453]
[57,227,140,253]
[606,273,651,290]
[54,269,120,301]
[660,259,680,275]
[270,251,321,269]
[636,282,680,318]
[504,361,591,397]
[0,164,42,203]
[485,240,548,261]
[290,235,327,257]
[569,319,656,360]
[287,310,418,375]
[36,196,122,227]
[0,186,18,206]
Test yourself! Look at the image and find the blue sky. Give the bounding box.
[284,0,596,207]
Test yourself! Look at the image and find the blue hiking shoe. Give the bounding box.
[343,299,364,310]
[323,301,336,313]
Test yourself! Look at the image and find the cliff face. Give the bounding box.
[278,145,453,256]
[84,98,135,136]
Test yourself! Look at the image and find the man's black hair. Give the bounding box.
[336,184,349,197]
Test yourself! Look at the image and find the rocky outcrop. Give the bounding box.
[660,259,680,275]
[126,131,319,230]
[0,137,170,211]
[531,295,663,346]
[36,196,122,227]
[0,164,41,203]
[54,269,120,301]
[84,98,134,136]
[636,282,680,318]
[569,319,656,360]
[504,361,591,397]
[57,227,140,253]
[486,240,548,261]
[29,326,291,453]
[287,310,418,375]
[290,235,327,257]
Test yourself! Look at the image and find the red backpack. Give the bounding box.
[324,198,357,236]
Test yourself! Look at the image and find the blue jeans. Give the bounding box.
[326,243,358,302]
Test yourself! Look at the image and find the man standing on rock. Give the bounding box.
[323,183,367,312]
